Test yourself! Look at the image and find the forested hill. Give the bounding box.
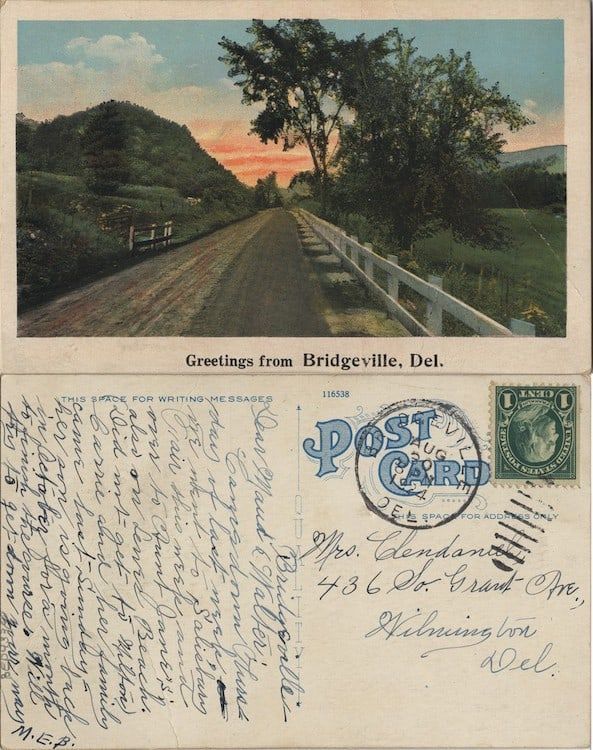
[16,101,256,306]
[498,145,566,174]
[16,100,247,199]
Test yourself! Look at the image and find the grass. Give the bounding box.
[17,170,255,307]
[303,201,566,336]
[414,209,566,335]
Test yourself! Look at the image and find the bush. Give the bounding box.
[17,170,257,306]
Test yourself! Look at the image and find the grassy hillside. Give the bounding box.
[17,101,247,198]
[16,102,255,306]
[498,145,566,174]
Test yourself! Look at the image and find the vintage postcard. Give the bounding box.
[0,0,590,374]
[0,373,589,748]
[0,1,591,749]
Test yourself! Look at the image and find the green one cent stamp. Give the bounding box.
[494,386,577,482]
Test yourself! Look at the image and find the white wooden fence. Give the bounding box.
[129,221,173,253]
[297,209,536,337]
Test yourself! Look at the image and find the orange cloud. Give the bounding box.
[189,118,313,186]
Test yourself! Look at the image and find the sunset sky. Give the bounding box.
[18,20,564,187]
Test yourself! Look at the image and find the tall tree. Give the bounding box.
[254,171,282,208]
[16,114,35,172]
[219,20,395,213]
[81,100,131,194]
[337,31,532,251]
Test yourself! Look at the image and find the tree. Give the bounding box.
[81,100,131,194]
[219,20,395,213]
[16,114,35,172]
[336,31,532,251]
[254,171,283,208]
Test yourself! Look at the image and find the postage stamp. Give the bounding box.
[493,385,577,483]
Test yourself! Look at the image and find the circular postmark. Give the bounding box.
[354,398,487,530]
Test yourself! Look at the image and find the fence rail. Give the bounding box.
[297,209,536,337]
[129,221,173,252]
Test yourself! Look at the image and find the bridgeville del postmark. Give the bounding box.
[303,398,491,530]
[351,399,489,530]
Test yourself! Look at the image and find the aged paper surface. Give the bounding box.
[0,1,591,749]
[0,0,591,374]
[0,374,589,749]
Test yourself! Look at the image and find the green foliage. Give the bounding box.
[16,163,255,305]
[413,209,566,336]
[335,30,532,250]
[81,100,131,194]
[475,162,566,209]
[17,200,123,298]
[17,101,252,203]
[16,102,256,304]
[254,172,283,208]
[219,20,396,211]
[288,170,315,194]
[16,114,38,172]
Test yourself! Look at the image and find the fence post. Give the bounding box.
[426,275,443,335]
[350,236,359,266]
[150,224,156,250]
[510,318,536,336]
[341,233,349,259]
[128,225,135,252]
[387,254,399,301]
[363,243,374,280]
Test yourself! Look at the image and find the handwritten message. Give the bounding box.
[1,394,301,746]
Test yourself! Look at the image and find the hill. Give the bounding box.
[498,145,566,173]
[17,100,249,199]
[16,101,256,307]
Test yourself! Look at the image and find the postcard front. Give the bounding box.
[0,373,589,748]
[0,0,590,374]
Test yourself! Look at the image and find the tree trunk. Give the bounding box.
[399,230,413,255]
[320,179,327,216]
[314,170,327,216]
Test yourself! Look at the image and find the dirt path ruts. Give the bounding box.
[18,210,279,337]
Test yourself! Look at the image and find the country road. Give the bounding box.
[18,208,408,337]
[186,208,329,336]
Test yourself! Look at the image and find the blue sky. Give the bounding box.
[18,20,564,184]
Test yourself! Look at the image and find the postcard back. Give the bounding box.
[0,374,589,748]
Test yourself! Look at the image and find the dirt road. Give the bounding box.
[18,209,329,337]
[186,208,329,336]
